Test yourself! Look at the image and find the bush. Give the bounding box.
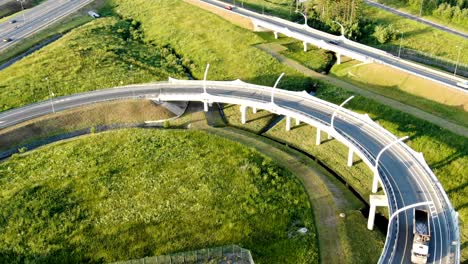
[373,24,397,44]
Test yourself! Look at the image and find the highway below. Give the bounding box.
[201,0,467,92]
[0,0,94,52]
[0,80,459,263]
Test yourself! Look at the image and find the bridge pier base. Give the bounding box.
[336,53,342,65]
[303,41,307,52]
[252,107,257,114]
[368,195,388,230]
[372,171,380,193]
[204,102,209,112]
[296,118,300,126]
[274,31,279,39]
[316,128,321,145]
[286,116,291,131]
[328,133,333,140]
[347,148,354,167]
[240,105,247,124]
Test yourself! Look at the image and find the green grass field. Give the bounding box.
[105,0,313,91]
[363,4,467,63]
[0,17,187,111]
[371,0,468,32]
[280,42,334,73]
[0,128,318,263]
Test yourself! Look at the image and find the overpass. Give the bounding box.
[0,78,460,263]
[199,0,468,93]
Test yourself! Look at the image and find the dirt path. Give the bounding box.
[257,43,468,138]
[204,125,352,263]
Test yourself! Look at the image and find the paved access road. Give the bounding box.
[0,81,458,263]
[364,0,468,39]
[202,0,467,92]
[0,0,94,52]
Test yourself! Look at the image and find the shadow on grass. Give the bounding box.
[247,113,275,123]
[244,74,315,93]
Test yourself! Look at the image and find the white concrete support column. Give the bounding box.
[285,116,291,131]
[316,128,321,146]
[367,195,388,230]
[372,171,380,193]
[209,102,213,107]
[296,118,300,126]
[240,105,247,124]
[368,203,377,230]
[327,133,333,140]
[252,107,257,114]
[274,31,279,39]
[336,53,342,65]
[303,41,307,52]
[347,148,354,167]
[204,102,209,112]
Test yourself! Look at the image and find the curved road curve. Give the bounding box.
[0,80,460,263]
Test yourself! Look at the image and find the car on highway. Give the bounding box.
[2,38,12,42]
[9,20,17,24]
[456,81,468,89]
[224,5,233,10]
[327,40,339,45]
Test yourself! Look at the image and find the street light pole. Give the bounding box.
[271,73,285,104]
[332,20,345,39]
[374,136,409,173]
[330,96,354,130]
[454,46,462,76]
[203,63,210,94]
[45,77,55,114]
[398,31,403,58]
[295,10,308,26]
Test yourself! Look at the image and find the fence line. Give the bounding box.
[112,245,254,264]
[379,45,468,78]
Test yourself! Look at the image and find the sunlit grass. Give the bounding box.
[0,128,318,263]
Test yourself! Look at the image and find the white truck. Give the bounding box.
[411,209,431,264]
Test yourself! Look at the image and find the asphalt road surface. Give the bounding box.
[0,0,94,51]
[0,82,457,263]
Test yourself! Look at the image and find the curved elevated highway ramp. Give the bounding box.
[0,80,460,263]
